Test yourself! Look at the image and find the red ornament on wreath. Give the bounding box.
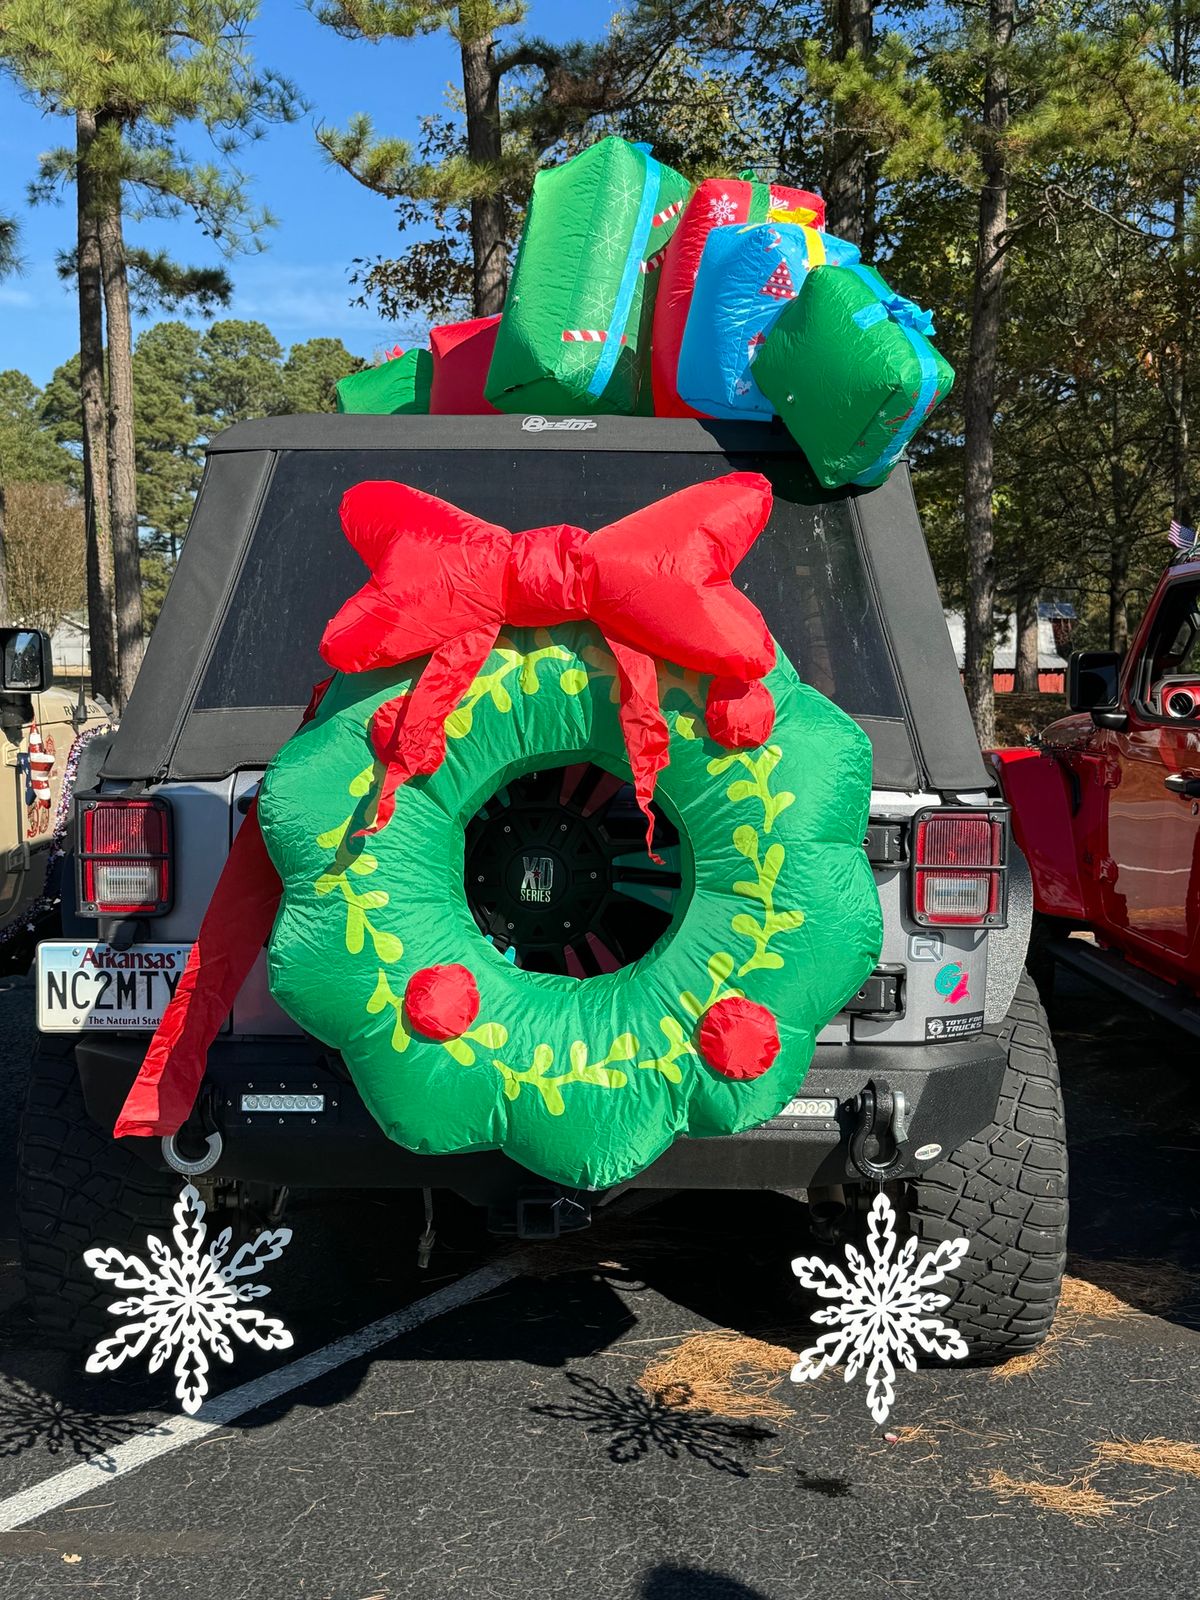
[699,997,781,1081]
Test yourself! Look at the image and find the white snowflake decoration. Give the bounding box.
[593,216,626,264]
[708,191,738,225]
[790,1190,969,1425]
[84,1183,294,1414]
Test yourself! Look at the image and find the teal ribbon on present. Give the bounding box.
[586,145,661,400]
[847,267,941,485]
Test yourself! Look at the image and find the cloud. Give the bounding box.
[224,261,411,346]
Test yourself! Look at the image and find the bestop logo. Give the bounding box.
[521,416,597,432]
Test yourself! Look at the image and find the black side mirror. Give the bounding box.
[0,628,51,692]
[1067,649,1126,728]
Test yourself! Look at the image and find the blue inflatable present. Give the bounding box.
[675,222,860,420]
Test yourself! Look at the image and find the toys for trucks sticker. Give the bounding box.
[926,1010,983,1041]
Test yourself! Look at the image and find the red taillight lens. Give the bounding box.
[912,809,1006,927]
[79,798,172,915]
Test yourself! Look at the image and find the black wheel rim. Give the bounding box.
[464,763,684,976]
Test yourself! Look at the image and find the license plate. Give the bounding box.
[37,942,193,1032]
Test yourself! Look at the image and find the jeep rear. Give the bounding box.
[21,416,1066,1362]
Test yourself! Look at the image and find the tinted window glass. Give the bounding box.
[195,449,903,720]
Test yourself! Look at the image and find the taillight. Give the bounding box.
[78,797,172,916]
[912,808,1007,927]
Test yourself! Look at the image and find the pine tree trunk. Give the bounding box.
[95,143,144,710]
[1168,3,1193,529]
[461,28,507,316]
[1170,190,1192,528]
[824,0,874,244]
[1014,587,1039,694]
[76,111,117,706]
[1108,543,1130,653]
[962,0,1013,749]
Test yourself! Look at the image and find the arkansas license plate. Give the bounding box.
[37,942,192,1032]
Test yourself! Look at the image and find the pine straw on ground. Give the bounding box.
[990,1257,1198,1381]
[639,1331,799,1422]
[1090,1437,1200,1478]
[980,1468,1118,1521]
[976,1439,1199,1523]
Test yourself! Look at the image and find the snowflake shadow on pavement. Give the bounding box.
[0,1374,168,1470]
[529,1371,774,1476]
[641,1568,776,1600]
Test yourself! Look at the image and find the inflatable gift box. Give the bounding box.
[430,315,501,414]
[754,263,955,489]
[652,176,825,418]
[675,222,861,421]
[335,348,432,415]
[485,136,691,417]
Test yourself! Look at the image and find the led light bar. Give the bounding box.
[780,1097,838,1119]
[239,1093,326,1114]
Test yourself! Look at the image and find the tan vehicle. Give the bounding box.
[0,627,108,950]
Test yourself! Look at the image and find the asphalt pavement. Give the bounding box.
[0,969,1197,1599]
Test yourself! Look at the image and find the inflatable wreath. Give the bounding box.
[117,474,881,1190]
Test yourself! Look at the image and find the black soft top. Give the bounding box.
[108,415,987,793]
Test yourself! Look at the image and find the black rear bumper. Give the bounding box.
[72,1032,1007,1206]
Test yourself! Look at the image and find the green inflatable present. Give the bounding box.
[754,263,954,488]
[336,349,432,415]
[485,137,692,416]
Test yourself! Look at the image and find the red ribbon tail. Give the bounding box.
[358,628,499,837]
[113,799,282,1138]
[608,639,669,864]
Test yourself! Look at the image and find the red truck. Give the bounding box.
[993,549,1200,1028]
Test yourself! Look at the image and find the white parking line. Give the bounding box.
[0,1259,518,1532]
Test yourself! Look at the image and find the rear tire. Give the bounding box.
[904,971,1068,1362]
[17,1039,177,1350]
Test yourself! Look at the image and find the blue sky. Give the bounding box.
[0,0,610,387]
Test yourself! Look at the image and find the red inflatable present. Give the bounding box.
[430,314,501,414]
[651,177,824,418]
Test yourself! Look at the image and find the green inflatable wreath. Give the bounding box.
[257,622,882,1190]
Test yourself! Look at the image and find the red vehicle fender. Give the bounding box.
[987,746,1087,919]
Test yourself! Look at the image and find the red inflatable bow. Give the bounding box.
[322,471,777,853]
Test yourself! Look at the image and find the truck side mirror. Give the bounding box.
[1067,649,1126,728]
[0,628,51,693]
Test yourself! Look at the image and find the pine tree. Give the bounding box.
[1,0,301,706]
[313,1,680,318]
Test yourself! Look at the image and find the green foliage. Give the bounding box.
[38,321,362,557]
[3,0,304,256]
[314,0,693,319]
[281,338,366,413]
[0,214,22,278]
[193,320,287,427]
[0,370,75,487]
[139,547,174,633]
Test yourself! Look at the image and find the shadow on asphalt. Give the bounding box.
[642,1569,776,1600]
[1044,970,1200,1330]
[528,1370,775,1474]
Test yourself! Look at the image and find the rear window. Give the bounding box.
[195,449,904,720]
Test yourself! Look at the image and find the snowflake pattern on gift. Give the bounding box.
[83,1183,294,1415]
[789,1190,969,1424]
[708,191,738,225]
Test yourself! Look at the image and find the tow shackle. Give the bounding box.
[849,1077,910,1183]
